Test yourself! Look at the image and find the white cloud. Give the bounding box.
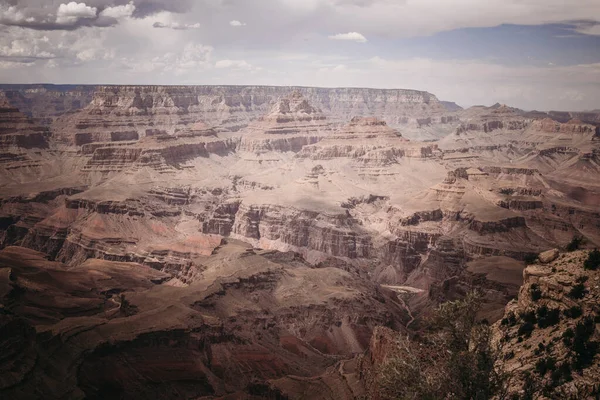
[122,43,213,75]
[99,2,136,19]
[56,2,97,25]
[76,47,115,62]
[215,59,254,70]
[0,6,27,25]
[328,32,367,43]
[153,21,201,30]
[571,21,600,36]
[229,20,246,27]
[0,31,56,64]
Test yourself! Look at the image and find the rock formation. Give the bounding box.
[0,84,599,399]
[494,250,600,398]
[0,242,405,399]
[0,95,50,150]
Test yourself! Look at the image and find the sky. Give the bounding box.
[1,0,599,111]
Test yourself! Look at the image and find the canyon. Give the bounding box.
[1,84,599,399]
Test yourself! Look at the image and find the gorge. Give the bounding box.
[1,84,599,399]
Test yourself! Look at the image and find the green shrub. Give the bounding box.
[566,236,583,252]
[375,292,509,399]
[571,317,598,370]
[524,253,538,265]
[584,249,600,271]
[563,306,583,319]
[530,284,542,301]
[562,328,575,346]
[549,363,572,388]
[520,310,537,325]
[518,321,535,337]
[535,356,556,376]
[501,312,517,327]
[568,283,588,299]
[536,306,561,328]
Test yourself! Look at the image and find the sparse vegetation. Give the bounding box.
[518,321,535,337]
[530,284,542,301]
[566,236,583,252]
[571,317,598,370]
[563,306,583,319]
[536,306,560,328]
[376,292,508,399]
[562,327,575,346]
[520,310,537,325]
[524,253,538,265]
[535,356,556,375]
[501,311,517,327]
[568,283,588,299]
[584,249,600,270]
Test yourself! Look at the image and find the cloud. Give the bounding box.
[76,47,115,62]
[0,29,58,65]
[229,20,246,27]
[215,59,254,70]
[121,42,213,75]
[99,2,136,19]
[0,36,56,65]
[153,21,200,30]
[570,20,600,36]
[0,0,193,30]
[56,2,97,25]
[131,0,194,18]
[328,32,367,42]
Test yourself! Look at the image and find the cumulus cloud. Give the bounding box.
[328,32,367,42]
[99,2,136,19]
[229,20,246,27]
[0,0,193,30]
[0,35,56,64]
[152,21,200,30]
[215,59,254,70]
[56,2,97,25]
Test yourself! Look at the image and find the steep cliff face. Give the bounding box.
[48,85,457,145]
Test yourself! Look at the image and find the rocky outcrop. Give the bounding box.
[230,204,373,260]
[494,250,600,398]
[530,118,597,135]
[238,92,332,154]
[296,116,436,164]
[83,136,238,172]
[469,216,527,234]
